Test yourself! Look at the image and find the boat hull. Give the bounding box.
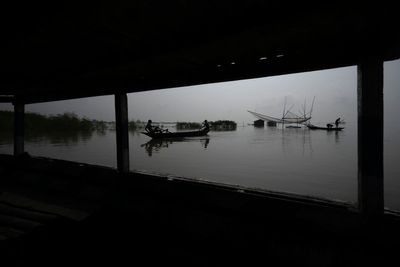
[307,125,344,131]
[142,128,209,139]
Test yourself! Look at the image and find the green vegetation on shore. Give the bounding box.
[211,120,237,130]
[0,111,104,132]
[0,111,132,132]
[128,120,145,130]
[176,122,202,129]
[0,111,236,132]
[0,110,149,133]
[177,120,237,130]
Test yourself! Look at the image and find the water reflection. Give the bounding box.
[0,129,101,147]
[331,130,340,143]
[0,125,363,208]
[142,137,210,157]
[129,130,143,137]
[28,130,94,146]
[275,127,314,157]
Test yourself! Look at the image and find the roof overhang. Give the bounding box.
[1,2,399,103]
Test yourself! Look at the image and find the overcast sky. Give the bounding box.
[1,60,399,125]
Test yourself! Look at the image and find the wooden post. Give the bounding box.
[115,92,130,173]
[13,102,25,156]
[357,56,384,223]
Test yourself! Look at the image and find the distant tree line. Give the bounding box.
[0,111,98,132]
[211,120,237,130]
[176,120,237,130]
[0,111,145,132]
[0,111,237,132]
[128,120,145,130]
[176,122,202,129]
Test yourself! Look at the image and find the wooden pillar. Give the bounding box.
[357,56,384,222]
[13,102,25,156]
[115,92,130,173]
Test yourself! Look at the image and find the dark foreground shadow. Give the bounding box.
[1,153,400,267]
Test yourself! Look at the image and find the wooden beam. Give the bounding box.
[13,102,25,156]
[115,92,130,173]
[357,56,384,223]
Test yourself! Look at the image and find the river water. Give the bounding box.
[1,123,399,211]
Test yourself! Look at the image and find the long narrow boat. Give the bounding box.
[142,128,209,139]
[307,124,344,131]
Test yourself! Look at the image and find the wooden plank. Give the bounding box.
[0,214,42,231]
[0,203,59,223]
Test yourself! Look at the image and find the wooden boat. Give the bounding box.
[142,128,209,139]
[307,124,344,131]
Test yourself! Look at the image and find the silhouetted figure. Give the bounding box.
[145,120,168,134]
[201,120,210,131]
[145,120,159,133]
[145,120,154,133]
[326,123,333,129]
[335,118,341,128]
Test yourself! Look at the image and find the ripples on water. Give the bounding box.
[132,126,357,204]
[1,124,399,211]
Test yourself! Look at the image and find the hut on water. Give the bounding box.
[1,2,399,266]
[254,119,265,127]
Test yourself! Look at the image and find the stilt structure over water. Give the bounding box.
[1,2,399,266]
[248,96,315,126]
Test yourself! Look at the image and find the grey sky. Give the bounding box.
[127,66,357,124]
[1,60,399,125]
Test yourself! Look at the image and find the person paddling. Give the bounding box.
[201,120,210,131]
[335,118,341,128]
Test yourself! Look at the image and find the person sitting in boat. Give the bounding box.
[145,120,161,133]
[145,120,169,134]
[201,120,210,131]
[326,123,333,129]
[335,118,341,128]
[145,120,154,133]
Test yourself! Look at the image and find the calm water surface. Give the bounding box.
[132,126,357,204]
[1,124,399,211]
